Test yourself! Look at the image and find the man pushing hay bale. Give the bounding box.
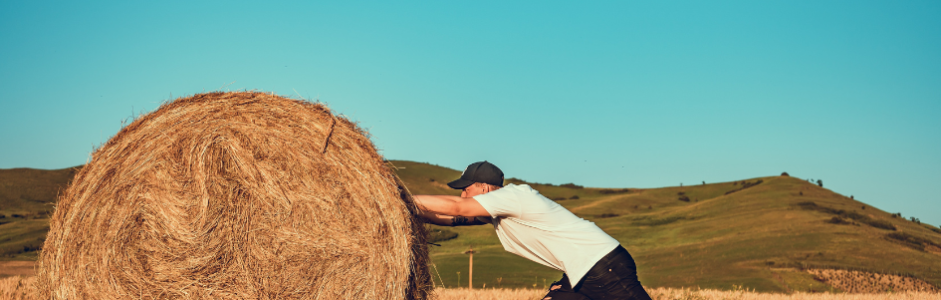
[37,92,431,299]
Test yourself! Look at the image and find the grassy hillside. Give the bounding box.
[2,161,939,293]
[390,161,941,292]
[0,167,79,260]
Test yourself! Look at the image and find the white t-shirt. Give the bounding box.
[473,183,620,285]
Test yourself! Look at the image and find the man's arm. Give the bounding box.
[413,195,491,217]
[419,209,491,227]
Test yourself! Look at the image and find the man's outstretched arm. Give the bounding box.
[414,195,491,218]
[419,209,491,227]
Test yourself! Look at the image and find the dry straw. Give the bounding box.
[37,92,431,299]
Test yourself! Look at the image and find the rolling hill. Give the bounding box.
[388,160,941,292]
[0,166,80,260]
[1,161,939,293]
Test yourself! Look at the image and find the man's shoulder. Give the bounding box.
[488,183,549,202]
[503,183,534,191]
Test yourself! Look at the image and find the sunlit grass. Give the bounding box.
[432,287,941,300]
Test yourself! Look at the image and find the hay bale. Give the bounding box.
[37,92,431,299]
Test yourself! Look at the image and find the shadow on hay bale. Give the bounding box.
[38,92,431,299]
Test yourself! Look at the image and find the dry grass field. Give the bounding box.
[807,269,938,293]
[0,277,34,300]
[432,287,940,300]
[2,279,939,300]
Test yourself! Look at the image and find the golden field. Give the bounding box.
[3,276,941,300]
[433,287,939,300]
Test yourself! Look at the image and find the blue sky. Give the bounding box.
[1,1,939,225]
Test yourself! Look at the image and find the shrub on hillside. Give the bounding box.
[569,195,580,200]
[781,172,789,176]
[0,237,45,258]
[817,179,823,187]
[598,213,619,218]
[677,192,690,202]
[599,188,630,194]
[797,202,896,230]
[885,232,941,251]
[724,180,763,195]
[924,224,941,235]
[633,216,683,226]
[827,217,851,225]
[559,183,584,189]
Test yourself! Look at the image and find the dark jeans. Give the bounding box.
[543,245,651,300]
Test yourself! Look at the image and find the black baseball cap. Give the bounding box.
[447,161,505,189]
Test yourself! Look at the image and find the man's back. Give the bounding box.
[474,183,619,285]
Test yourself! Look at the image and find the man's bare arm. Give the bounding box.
[450,216,491,226]
[418,205,490,226]
[420,211,490,226]
[413,195,491,217]
[415,195,492,226]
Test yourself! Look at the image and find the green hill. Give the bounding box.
[2,161,939,293]
[390,161,941,292]
[0,166,80,260]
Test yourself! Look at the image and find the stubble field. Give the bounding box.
[433,287,939,300]
[2,277,937,300]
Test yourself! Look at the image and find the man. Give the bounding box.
[415,161,651,300]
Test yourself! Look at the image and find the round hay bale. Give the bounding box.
[37,92,431,299]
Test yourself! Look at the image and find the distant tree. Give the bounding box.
[816,179,823,187]
[911,217,921,224]
[799,191,803,196]
[850,195,854,200]
[702,181,706,185]
[781,172,789,177]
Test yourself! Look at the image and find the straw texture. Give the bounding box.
[37,92,431,299]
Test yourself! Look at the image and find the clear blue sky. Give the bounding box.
[2,1,939,225]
